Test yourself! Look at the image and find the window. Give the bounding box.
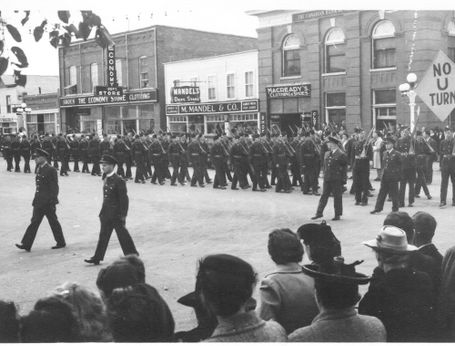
[90,63,98,90]
[69,65,77,85]
[245,71,254,98]
[282,34,301,77]
[325,28,346,73]
[208,75,216,100]
[373,89,396,127]
[325,93,346,126]
[226,73,235,99]
[6,95,11,113]
[372,20,396,69]
[115,59,122,86]
[139,56,149,88]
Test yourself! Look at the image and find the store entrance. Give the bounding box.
[270,114,301,135]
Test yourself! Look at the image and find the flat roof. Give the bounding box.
[163,49,258,65]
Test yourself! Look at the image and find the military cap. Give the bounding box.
[100,154,118,166]
[33,148,50,158]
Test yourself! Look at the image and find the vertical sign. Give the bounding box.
[260,112,266,133]
[106,46,117,87]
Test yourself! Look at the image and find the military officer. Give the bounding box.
[371,136,402,214]
[85,154,138,265]
[439,127,455,207]
[311,136,348,221]
[396,128,416,207]
[352,130,372,206]
[16,148,66,251]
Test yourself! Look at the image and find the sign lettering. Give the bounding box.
[266,84,311,99]
[166,100,259,115]
[415,50,455,122]
[293,10,346,22]
[106,46,117,87]
[59,89,158,107]
[171,86,201,103]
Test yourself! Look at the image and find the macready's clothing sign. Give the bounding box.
[266,84,311,99]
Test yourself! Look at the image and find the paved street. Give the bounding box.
[0,161,453,331]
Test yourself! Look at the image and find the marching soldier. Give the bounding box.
[132,135,147,184]
[88,135,101,176]
[113,136,128,178]
[124,133,134,180]
[30,135,41,173]
[414,131,432,200]
[221,134,233,183]
[188,134,205,187]
[11,135,21,172]
[16,148,66,252]
[162,132,172,180]
[56,134,69,176]
[273,135,292,193]
[300,131,320,195]
[289,133,302,188]
[439,126,455,208]
[178,134,191,185]
[371,136,402,214]
[311,136,348,221]
[84,154,138,265]
[423,130,437,184]
[100,134,112,156]
[396,128,416,207]
[210,135,228,189]
[249,133,268,192]
[352,130,372,206]
[201,135,212,184]
[230,136,249,190]
[20,134,31,173]
[80,135,90,173]
[51,134,59,170]
[150,134,166,185]
[41,134,54,165]
[1,135,13,171]
[69,135,80,173]
[168,134,183,186]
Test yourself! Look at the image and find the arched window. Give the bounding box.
[325,27,346,73]
[282,34,301,77]
[372,20,396,69]
[90,63,98,90]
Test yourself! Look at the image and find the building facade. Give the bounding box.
[58,25,257,135]
[251,10,455,132]
[23,93,59,135]
[0,75,58,134]
[164,50,259,135]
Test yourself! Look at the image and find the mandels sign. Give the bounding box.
[170,86,200,103]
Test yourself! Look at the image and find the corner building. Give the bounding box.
[58,25,256,134]
[251,10,455,132]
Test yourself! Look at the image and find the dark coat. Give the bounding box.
[412,244,443,295]
[358,267,437,342]
[32,162,59,208]
[323,149,347,182]
[381,149,402,182]
[99,173,128,220]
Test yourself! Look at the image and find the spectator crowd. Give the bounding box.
[0,209,454,342]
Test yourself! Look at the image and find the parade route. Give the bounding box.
[0,162,452,331]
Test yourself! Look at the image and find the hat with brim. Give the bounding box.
[302,260,370,285]
[363,225,417,254]
[100,154,118,166]
[33,148,50,158]
[177,291,199,308]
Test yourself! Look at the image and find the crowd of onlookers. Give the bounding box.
[1,209,454,342]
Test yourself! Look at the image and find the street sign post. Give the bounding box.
[415,50,455,122]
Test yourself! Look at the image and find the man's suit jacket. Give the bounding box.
[99,173,129,221]
[323,149,347,182]
[32,163,59,208]
[381,149,402,182]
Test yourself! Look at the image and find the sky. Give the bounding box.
[0,0,451,76]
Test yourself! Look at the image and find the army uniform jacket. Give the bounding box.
[42,138,54,156]
[99,173,128,221]
[439,138,455,169]
[396,137,416,168]
[132,140,147,162]
[30,139,42,153]
[69,139,79,158]
[414,138,430,168]
[211,141,228,161]
[100,140,112,155]
[323,149,347,182]
[168,142,183,164]
[299,138,317,167]
[20,138,31,156]
[33,162,59,208]
[249,141,267,163]
[88,139,101,159]
[113,140,128,162]
[381,149,402,182]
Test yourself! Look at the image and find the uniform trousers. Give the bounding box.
[374,180,399,212]
[353,158,370,203]
[93,217,137,261]
[316,180,343,216]
[399,167,416,206]
[440,160,455,203]
[302,161,318,193]
[22,205,65,249]
[191,157,204,186]
[13,152,21,172]
[22,153,31,173]
[212,158,227,188]
[275,164,291,192]
[170,158,181,184]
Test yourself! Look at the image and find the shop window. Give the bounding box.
[245,71,254,98]
[115,59,122,86]
[227,73,235,99]
[372,20,396,69]
[325,27,346,73]
[325,93,346,126]
[139,56,149,88]
[90,63,98,91]
[6,95,11,113]
[282,34,301,77]
[208,75,216,100]
[373,89,396,126]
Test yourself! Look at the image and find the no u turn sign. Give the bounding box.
[415,50,455,122]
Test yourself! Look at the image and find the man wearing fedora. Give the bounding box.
[289,256,386,342]
[359,225,438,342]
[16,148,66,252]
[85,154,138,265]
[371,136,402,214]
[311,136,348,221]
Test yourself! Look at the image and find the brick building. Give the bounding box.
[164,50,259,135]
[23,93,59,135]
[250,10,455,132]
[58,25,256,134]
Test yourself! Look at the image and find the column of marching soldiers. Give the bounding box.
[1,124,454,208]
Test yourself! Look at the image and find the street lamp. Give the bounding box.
[399,73,418,132]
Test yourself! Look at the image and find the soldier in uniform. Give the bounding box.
[30,135,41,173]
[69,135,80,173]
[16,148,66,251]
[188,134,205,187]
[79,135,90,173]
[273,135,292,193]
[132,135,147,184]
[230,136,248,190]
[200,135,212,184]
[1,135,13,171]
[113,136,127,178]
[178,134,191,185]
[11,135,21,172]
[289,133,302,188]
[100,134,112,156]
[20,134,31,173]
[311,136,348,221]
[150,134,166,185]
[89,135,101,176]
[221,134,233,183]
[51,134,59,170]
[396,128,417,207]
[352,130,372,206]
[249,133,267,192]
[371,136,402,214]
[210,135,228,189]
[84,154,138,265]
[439,127,455,207]
[300,131,320,195]
[414,131,432,200]
[168,134,183,186]
[423,130,437,184]
[162,132,172,180]
[41,134,54,165]
[56,134,69,176]
[124,133,134,180]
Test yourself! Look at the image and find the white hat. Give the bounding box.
[363,225,417,254]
